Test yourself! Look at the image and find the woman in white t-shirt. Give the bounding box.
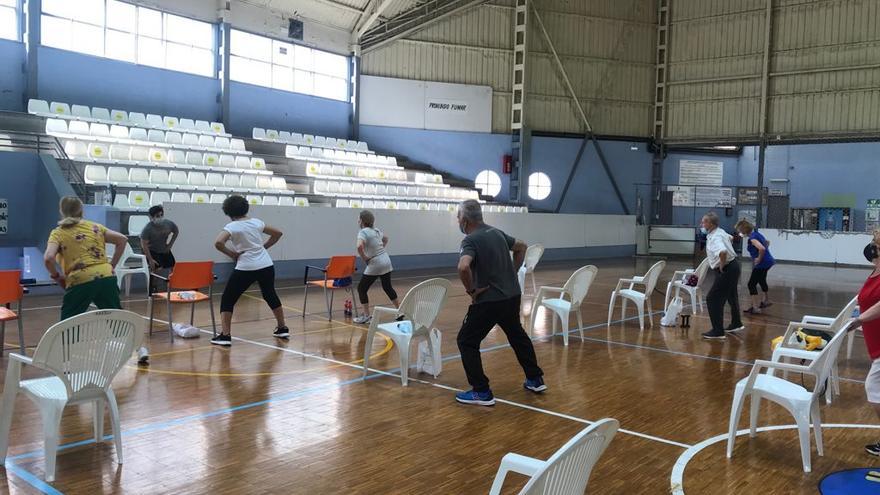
[211,195,288,346]
[353,210,399,324]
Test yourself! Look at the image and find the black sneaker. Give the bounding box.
[866,442,880,456]
[726,324,746,333]
[702,331,727,340]
[273,326,290,339]
[524,376,547,393]
[211,334,232,346]
[759,301,773,309]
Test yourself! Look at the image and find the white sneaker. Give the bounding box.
[137,346,150,365]
[353,315,372,324]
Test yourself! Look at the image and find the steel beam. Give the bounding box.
[361,0,491,53]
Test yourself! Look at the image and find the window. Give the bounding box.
[528,172,552,200]
[0,0,18,41]
[230,29,349,102]
[474,170,501,198]
[41,0,215,77]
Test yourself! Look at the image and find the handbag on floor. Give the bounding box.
[416,328,442,378]
[661,297,683,327]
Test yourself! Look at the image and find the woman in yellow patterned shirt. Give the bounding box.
[43,196,129,320]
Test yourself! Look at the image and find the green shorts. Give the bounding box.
[60,276,122,321]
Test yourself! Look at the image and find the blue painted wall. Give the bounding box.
[37,47,221,122]
[0,39,25,112]
[228,82,351,139]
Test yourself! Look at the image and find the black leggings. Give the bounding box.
[747,267,770,295]
[357,272,397,305]
[221,266,281,313]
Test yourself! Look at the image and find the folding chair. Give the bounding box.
[302,256,358,321]
[149,261,217,342]
[0,271,26,356]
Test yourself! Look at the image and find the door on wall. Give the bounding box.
[767,196,789,229]
[659,191,673,225]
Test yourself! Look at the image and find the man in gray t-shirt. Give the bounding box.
[140,206,179,292]
[454,200,545,406]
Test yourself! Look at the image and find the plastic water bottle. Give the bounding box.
[853,306,861,318]
[344,299,352,317]
[397,320,413,334]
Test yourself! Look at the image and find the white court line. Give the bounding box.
[669,423,880,494]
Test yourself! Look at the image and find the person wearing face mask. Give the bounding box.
[453,199,545,406]
[735,219,775,314]
[851,231,880,456]
[353,210,398,324]
[701,211,745,340]
[140,205,179,294]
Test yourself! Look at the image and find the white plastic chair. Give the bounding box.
[0,310,144,482]
[106,243,149,297]
[71,104,91,120]
[727,322,850,473]
[772,296,858,405]
[529,266,598,346]
[489,418,619,495]
[664,258,710,314]
[362,278,451,386]
[607,260,666,330]
[27,99,50,115]
[519,244,545,294]
[91,107,111,121]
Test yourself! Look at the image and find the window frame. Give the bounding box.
[0,0,19,42]
[474,170,502,198]
[527,172,552,201]
[229,27,350,103]
[39,0,217,78]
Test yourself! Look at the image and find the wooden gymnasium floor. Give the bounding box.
[0,256,878,494]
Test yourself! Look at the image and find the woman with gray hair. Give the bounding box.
[701,211,745,340]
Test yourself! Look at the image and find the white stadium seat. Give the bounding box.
[336,199,350,208]
[171,192,190,203]
[129,127,148,141]
[303,134,314,146]
[168,171,188,186]
[129,146,150,162]
[165,131,183,145]
[128,215,149,233]
[291,133,303,144]
[320,164,333,176]
[91,107,111,121]
[198,135,214,148]
[267,129,280,140]
[203,153,220,166]
[306,163,320,175]
[240,175,257,189]
[219,155,235,168]
[28,99,50,115]
[210,122,225,134]
[49,101,71,116]
[110,109,128,122]
[167,149,185,164]
[84,165,107,184]
[128,191,150,208]
[271,177,287,190]
[45,118,67,134]
[187,172,206,187]
[147,130,165,143]
[90,123,110,137]
[235,157,250,169]
[331,165,344,176]
[64,141,87,158]
[257,177,273,190]
[68,121,90,135]
[252,128,266,139]
[341,182,353,194]
[352,183,365,195]
[262,196,279,206]
[108,167,128,183]
[195,120,211,133]
[313,181,327,194]
[279,196,295,206]
[71,104,91,119]
[191,193,210,204]
[110,125,128,139]
[150,191,170,206]
[214,137,230,149]
[163,116,179,129]
[230,139,246,151]
[224,175,240,187]
[295,197,309,207]
[149,148,168,163]
[186,152,203,166]
[250,158,266,170]
[279,131,291,142]
[88,143,109,160]
[247,195,262,205]
[149,170,169,185]
[178,118,195,130]
[210,194,226,204]
[183,133,200,146]
[327,182,340,194]
[206,173,224,187]
[128,168,149,185]
[311,148,323,158]
[128,112,147,127]
[146,114,163,128]
[113,194,129,208]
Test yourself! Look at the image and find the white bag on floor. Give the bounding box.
[517,265,527,291]
[661,297,683,327]
[416,328,442,377]
[172,323,201,338]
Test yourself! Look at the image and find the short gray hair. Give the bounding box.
[703,211,720,227]
[459,199,483,222]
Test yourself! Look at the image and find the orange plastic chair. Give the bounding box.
[302,255,357,321]
[0,270,25,356]
[148,261,216,341]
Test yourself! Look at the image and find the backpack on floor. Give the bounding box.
[416,328,442,378]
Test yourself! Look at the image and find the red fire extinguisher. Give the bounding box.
[502,154,513,174]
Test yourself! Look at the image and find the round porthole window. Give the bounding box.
[528,172,552,200]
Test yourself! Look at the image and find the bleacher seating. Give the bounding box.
[254,127,370,153]
[28,99,229,137]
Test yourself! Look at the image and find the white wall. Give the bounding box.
[162,203,636,264]
[763,229,874,267]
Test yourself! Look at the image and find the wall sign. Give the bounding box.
[737,187,768,206]
[0,198,7,235]
[668,186,733,208]
[867,199,880,232]
[679,160,723,186]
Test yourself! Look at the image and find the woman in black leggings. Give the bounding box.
[736,219,775,314]
[211,195,289,346]
[354,210,399,324]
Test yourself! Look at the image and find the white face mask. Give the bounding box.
[699,227,708,235]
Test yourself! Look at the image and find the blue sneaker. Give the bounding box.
[524,376,547,393]
[455,389,495,406]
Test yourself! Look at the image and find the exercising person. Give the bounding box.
[354,210,399,324]
[736,219,775,314]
